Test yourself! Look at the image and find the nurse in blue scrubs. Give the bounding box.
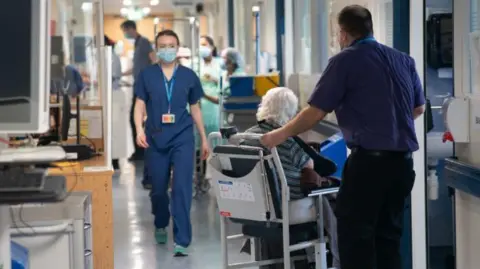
[133,29,209,257]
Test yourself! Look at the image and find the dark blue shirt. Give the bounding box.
[309,40,425,152]
[135,64,204,149]
[133,36,153,80]
[50,65,85,95]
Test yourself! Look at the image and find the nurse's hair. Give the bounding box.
[257,87,298,126]
[155,29,180,46]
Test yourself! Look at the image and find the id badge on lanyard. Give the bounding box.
[162,65,178,124]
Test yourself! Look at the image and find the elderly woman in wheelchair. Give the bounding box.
[208,87,341,269]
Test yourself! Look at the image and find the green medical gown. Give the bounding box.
[193,58,222,150]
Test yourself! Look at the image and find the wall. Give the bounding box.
[103,13,209,55]
[103,15,173,55]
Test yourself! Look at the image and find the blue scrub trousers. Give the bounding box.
[142,161,151,185]
[148,137,195,247]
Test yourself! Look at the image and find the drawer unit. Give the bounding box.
[10,192,92,269]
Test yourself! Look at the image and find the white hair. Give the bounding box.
[256,87,298,126]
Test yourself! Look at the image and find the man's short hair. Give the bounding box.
[337,5,374,38]
[121,20,137,30]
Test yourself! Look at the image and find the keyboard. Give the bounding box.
[0,146,66,164]
[0,168,46,192]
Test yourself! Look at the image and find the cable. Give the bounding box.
[80,134,97,152]
[10,161,79,237]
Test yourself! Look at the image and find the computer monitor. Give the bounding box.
[0,0,51,133]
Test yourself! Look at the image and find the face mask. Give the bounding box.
[157,48,177,63]
[199,46,212,58]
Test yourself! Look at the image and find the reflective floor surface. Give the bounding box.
[113,162,249,269]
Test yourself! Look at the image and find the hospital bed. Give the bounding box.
[208,128,340,269]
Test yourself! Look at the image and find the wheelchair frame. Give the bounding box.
[208,132,339,269]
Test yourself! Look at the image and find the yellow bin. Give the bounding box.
[254,73,280,97]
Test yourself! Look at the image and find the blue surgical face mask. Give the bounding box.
[199,46,212,59]
[157,48,177,63]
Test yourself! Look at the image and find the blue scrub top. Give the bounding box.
[135,64,204,149]
[308,37,425,152]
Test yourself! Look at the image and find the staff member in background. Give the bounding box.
[261,5,425,269]
[220,48,246,93]
[134,29,209,257]
[104,35,122,90]
[121,20,157,189]
[177,46,192,67]
[198,36,222,182]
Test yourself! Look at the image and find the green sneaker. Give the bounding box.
[174,244,188,257]
[155,229,167,244]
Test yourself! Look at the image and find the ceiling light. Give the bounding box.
[123,0,132,6]
[142,7,151,14]
[150,0,159,6]
[81,2,93,11]
[120,7,128,15]
[153,17,160,24]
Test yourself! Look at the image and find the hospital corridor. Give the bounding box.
[1,0,480,269]
[112,163,248,269]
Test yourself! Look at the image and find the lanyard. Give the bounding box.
[161,64,178,113]
[351,36,376,47]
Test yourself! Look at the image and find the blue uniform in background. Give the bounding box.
[308,37,424,269]
[135,64,204,247]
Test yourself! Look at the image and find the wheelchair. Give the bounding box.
[208,129,339,269]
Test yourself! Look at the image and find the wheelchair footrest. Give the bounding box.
[242,222,318,243]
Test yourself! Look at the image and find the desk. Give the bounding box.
[443,158,480,269]
[48,156,114,269]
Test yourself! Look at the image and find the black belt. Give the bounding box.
[351,147,412,159]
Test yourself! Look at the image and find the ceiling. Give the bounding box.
[103,0,175,15]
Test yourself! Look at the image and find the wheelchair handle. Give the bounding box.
[229,133,263,141]
[208,132,222,152]
[207,132,265,151]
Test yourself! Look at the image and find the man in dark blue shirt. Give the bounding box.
[121,20,156,189]
[261,5,425,269]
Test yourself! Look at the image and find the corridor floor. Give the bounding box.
[112,164,247,269]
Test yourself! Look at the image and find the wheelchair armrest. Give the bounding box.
[308,187,339,197]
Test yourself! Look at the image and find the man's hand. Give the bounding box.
[136,130,149,148]
[200,139,210,160]
[260,129,288,149]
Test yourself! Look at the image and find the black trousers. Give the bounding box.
[130,94,144,159]
[336,149,415,269]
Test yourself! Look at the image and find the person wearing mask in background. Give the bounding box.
[198,36,222,182]
[104,35,122,90]
[220,48,246,94]
[260,5,424,269]
[105,35,135,171]
[134,29,209,257]
[120,20,157,189]
[177,47,192,67]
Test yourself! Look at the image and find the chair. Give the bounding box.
[208,131,339,269]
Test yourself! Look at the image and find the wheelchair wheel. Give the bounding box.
[199,180,211,193]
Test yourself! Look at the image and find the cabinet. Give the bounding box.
[10,192,92,269]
